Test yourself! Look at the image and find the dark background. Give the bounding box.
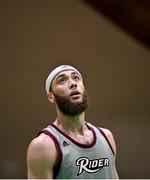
[0,0,150,178]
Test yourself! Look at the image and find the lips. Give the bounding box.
[70,91,81,96]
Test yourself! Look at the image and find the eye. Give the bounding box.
[73,75,80,81]
[58,77,67,84]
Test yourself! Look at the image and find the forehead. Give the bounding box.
[54,70,81,80]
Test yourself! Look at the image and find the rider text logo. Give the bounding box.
[76,157,109,175]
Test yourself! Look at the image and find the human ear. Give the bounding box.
[47,92,55,103]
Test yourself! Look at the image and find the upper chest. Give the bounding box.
[68,130,93,145]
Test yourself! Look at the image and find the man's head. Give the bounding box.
[45,65,89,116]
[45,65,82,93]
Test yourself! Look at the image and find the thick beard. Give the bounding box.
[53,90,89,116]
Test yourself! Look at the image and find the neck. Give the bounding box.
[54,111,87,133]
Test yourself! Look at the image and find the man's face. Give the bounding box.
[50,70,89,115]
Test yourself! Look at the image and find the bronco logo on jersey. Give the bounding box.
[76,157,110,175]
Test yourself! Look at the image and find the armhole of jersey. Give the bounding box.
[97,128,115,156]
[38,130,62,178]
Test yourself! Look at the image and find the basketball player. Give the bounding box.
[27,65,119,179]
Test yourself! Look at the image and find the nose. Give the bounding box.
[69,79,77,89]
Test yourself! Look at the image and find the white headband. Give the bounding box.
[45,65,82,93]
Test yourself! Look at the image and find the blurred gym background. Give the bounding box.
[0,0,150,178]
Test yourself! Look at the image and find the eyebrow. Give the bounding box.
[56,74,65,81]
[71,72,79,76]
[56,72,80,80]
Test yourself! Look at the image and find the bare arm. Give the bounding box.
[27,133,57,179]
[101,128,119,179]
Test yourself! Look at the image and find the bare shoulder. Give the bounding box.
[100,128,114,138]
[27,133,57,163]
[27,133,57,178]
[29,133,55,147]
[100,127,117,155]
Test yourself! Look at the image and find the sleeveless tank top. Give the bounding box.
[39,123,116,179]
